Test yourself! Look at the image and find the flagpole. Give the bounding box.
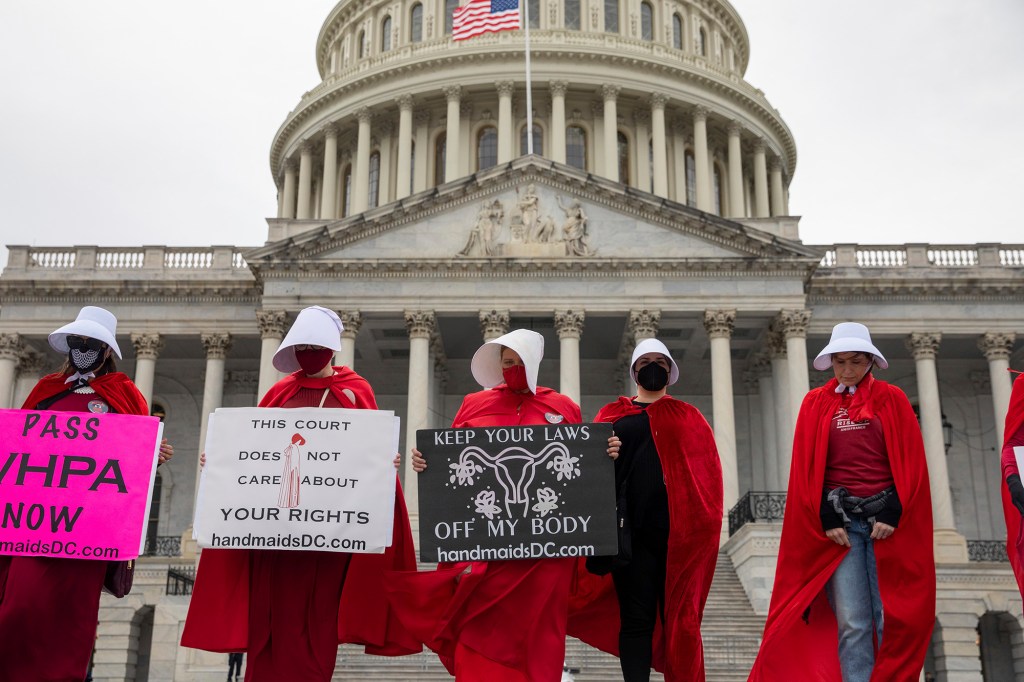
[523,0,534,155]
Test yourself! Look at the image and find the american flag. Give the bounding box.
[452,0,521,41]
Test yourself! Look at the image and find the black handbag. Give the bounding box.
[102,560,135,598]
[585,452,637,576]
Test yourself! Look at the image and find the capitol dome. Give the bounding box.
[270,0,794,223]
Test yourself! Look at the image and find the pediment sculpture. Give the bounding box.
[457,184,595,258]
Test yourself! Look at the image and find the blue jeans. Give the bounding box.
[826,517,883,682]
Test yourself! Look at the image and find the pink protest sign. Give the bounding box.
[0,408,162,561]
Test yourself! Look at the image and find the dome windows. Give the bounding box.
[604,0,618,33]
[477,127,498,170]
[672,14,683,49]
[381,16,392,52]
[564,0,581,30]
[410,3,423,43]
[566,126,587,170]
[640,2,653,41]
[520,124,543,156]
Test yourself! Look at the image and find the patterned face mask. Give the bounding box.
[69,347,103,372]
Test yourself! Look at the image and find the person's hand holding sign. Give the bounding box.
[411,448,426,472]
[158,438,174,465]
[607,434,621,461]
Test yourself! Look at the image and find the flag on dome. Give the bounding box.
[452,0,521,41]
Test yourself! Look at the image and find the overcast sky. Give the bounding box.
[1,0,1021,269]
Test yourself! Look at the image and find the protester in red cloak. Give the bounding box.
[384,329,584,682]
[0,306,172,682]
[749,322,935,682]
[567,338,722,682]
[999,370,1024,597]
[180,307,420,682]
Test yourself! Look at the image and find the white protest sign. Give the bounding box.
[194,407,399,554]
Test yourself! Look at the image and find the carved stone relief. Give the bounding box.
[457,185,595,258]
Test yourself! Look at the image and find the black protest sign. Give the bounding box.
[416,422,616,563]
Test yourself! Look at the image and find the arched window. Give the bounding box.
[434,133,447,185]
[640,2,653,41]
[698,27,707,57]
[564,0,581,30]
[604,0,618,33]
[685,151,696,206]
[342,164,353,216]
[410,3,423,42]
[672,14,683,49]
[381,16,392,52]
[527,0,540,28]
[445,0,459,34]
[478,126,498,170]
[566,126,587,170]
[368,152,381,208]
[357,30,367,58]
[520,124,542,155]
[144,471,162,555]
[617,131,630,185]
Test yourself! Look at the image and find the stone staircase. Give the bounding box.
[333,552,763,680]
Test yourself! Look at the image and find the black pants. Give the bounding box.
[612,526,669,682]
[228,653,243,677]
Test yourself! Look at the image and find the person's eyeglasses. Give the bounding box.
[66,336,106,352]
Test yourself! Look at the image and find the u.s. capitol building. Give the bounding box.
[1,0,1021,679]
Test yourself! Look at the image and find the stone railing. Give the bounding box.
[818,243,1024,269]
[728,491,787,536]
[3,245,252,275]
[967,540,1009,563]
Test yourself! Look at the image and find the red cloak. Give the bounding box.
[1000,375,1024,597]
[384,385,582,682]
[748,377,935,682]
[567,395,723,681]
[0,371,148,682]
[180,368,421,657]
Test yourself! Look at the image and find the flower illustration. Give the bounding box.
[450,460,484,486]
[474,489,502,519]
[546,452,581,481]
[531,487,560,517]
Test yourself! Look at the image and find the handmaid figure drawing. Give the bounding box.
[277,432,306,507]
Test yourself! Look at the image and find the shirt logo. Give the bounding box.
[833,406,868,432]
[545,412,564,424]
[87,399,110,414]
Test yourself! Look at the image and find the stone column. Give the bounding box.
[335,311,362,369]
[753,139,769,218]
[650,93,669,197]
[753,354,780,491]
[404,311,436,518]
[256,310,288,399]
[602,84,621,182]
[396,95,414,200]
[907,332,967,561]
[296,143,313,219]
[693,106,711,211]
[626,309,661,391]
[727,122,744,218]
[413,110,430,192]
[767,330,793,485]
[197,333,232,457]
[769,159,785,217]
[549,81,567,163]
[130,333,163,409]
[443,86,462,182]
[592,101,605,176]
[281,162,297,219]
[353,107,372,213]
[320,125,339,219]
[479,309,510,341]
[0,333,21,409]
[704,309,739,512]
[979,332,1016,446]
[555,310,585,405]
[497,81,515,164]
[775,309,811,426]
[634,110,650,191]
[13,348,45,409]
[671,118,687,203]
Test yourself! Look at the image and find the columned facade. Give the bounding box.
[131,332,163,409]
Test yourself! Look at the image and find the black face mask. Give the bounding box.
[636,362,669,391]
[68,347,104,373]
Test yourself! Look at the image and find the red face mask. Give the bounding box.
[295,347,334,375]
[502,364,530,392]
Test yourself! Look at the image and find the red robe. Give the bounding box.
[748,377,935,682]
[567,395,723,681]
[0,371,148,682]
[384,385,582,682]
[1000,374,1024,597]
[180,368,420,660]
